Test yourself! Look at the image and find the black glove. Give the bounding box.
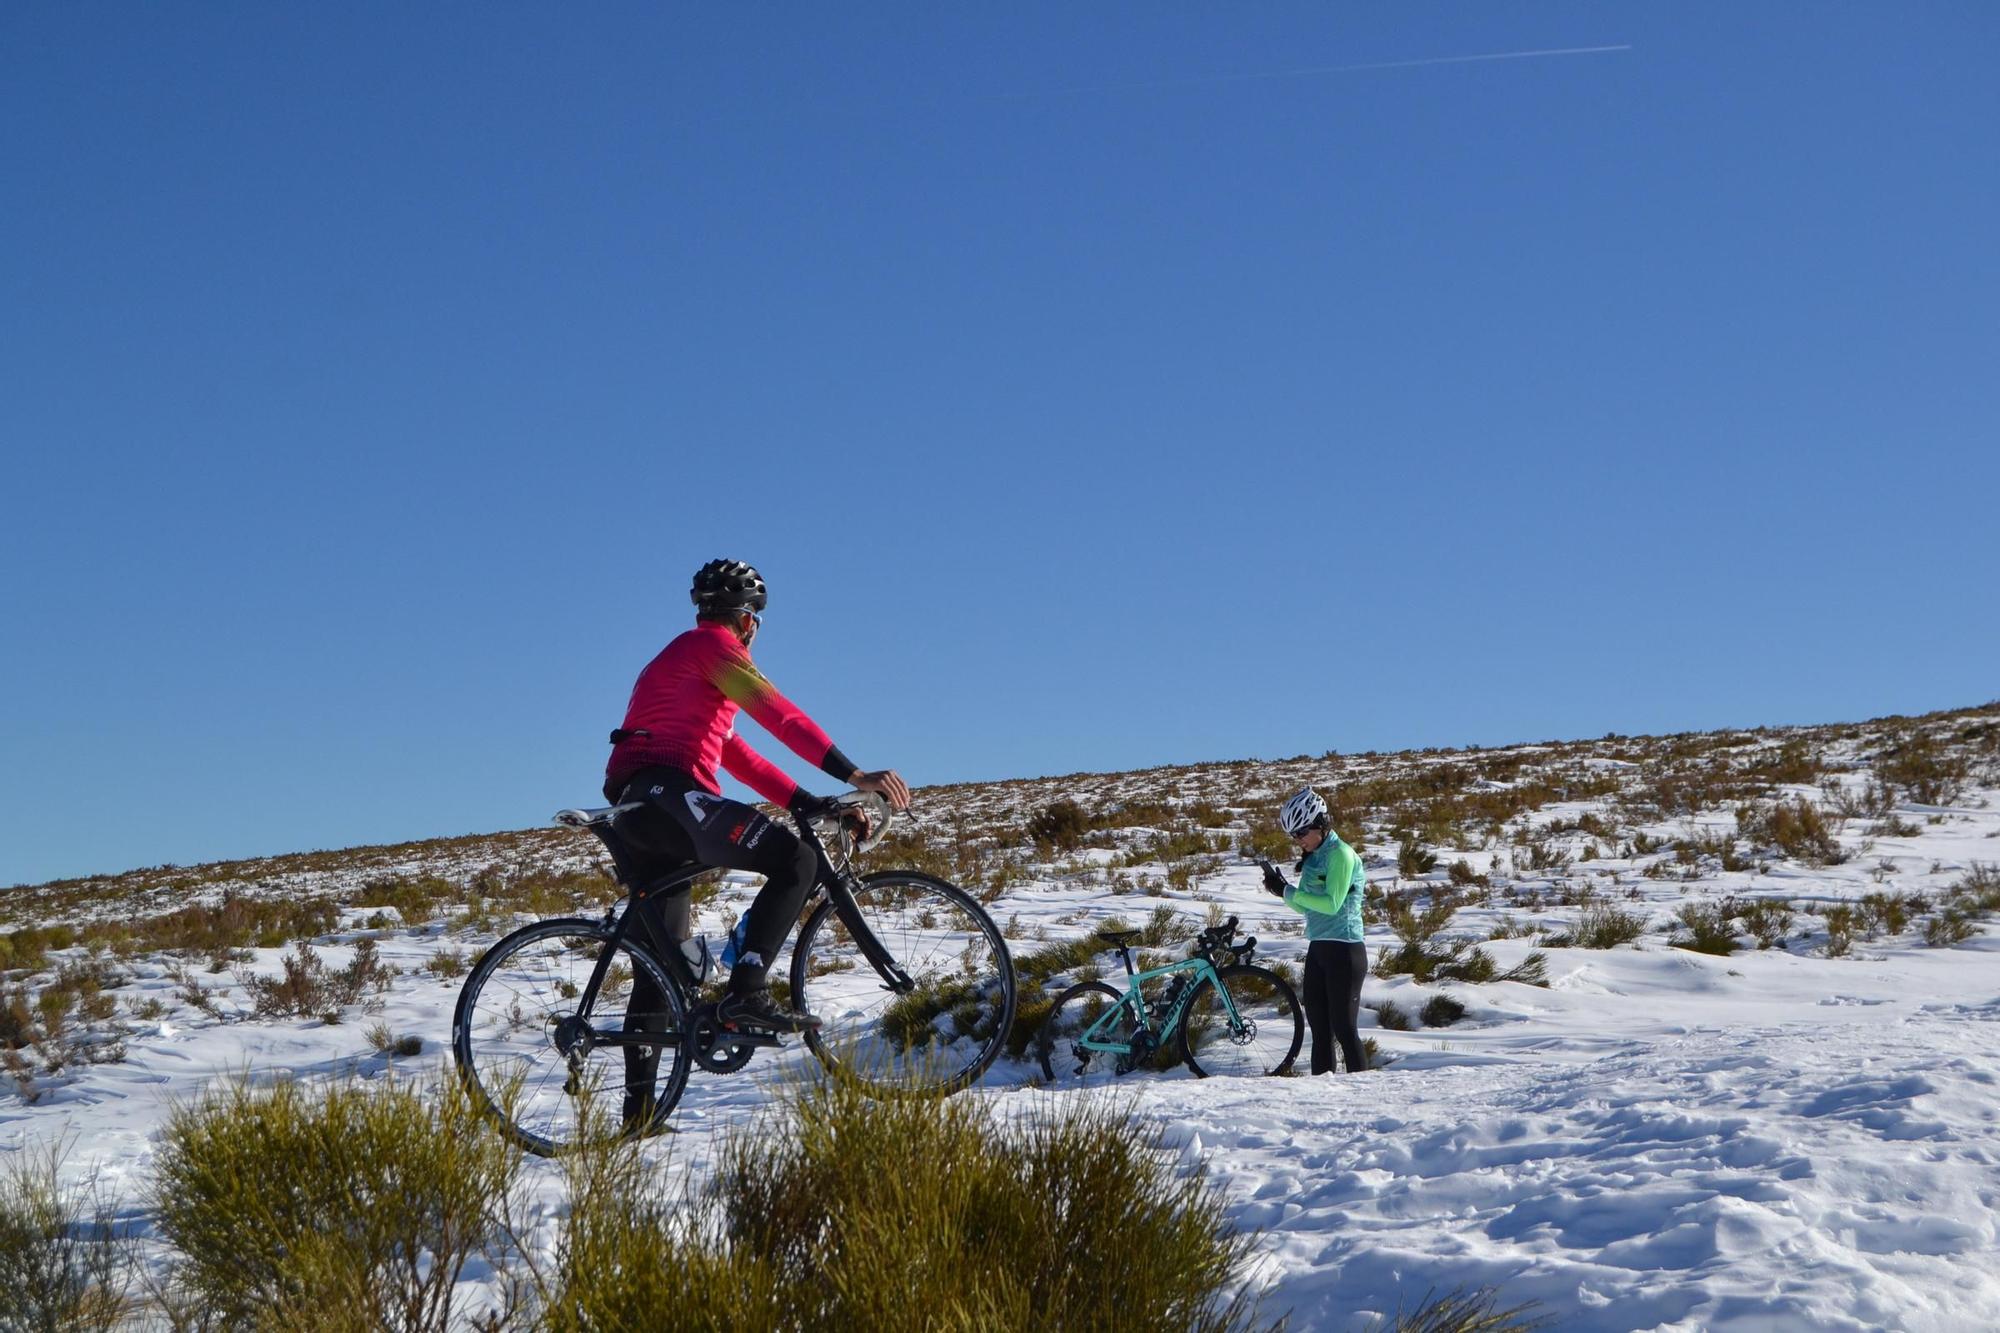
[788,790,837,824]
[1259,860,1289,897]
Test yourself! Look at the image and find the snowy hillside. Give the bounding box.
[4,703,1999,1330]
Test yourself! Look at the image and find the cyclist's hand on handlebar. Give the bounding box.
[787,790,840,824]
[850,769,911,811]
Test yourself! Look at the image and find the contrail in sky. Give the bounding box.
[1017,44,1632,99]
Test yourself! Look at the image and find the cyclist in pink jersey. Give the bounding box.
[599,559,909,1055]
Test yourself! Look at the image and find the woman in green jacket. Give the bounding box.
[1262,787,1367,1074]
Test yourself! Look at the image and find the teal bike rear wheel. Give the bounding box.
[1036,980,1145,1089]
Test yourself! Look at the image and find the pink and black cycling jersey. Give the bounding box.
[605,622,854,807]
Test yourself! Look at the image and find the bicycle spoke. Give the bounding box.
[794,873,1015,1095]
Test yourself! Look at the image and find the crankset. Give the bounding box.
[685,1001,777,1074]
[1114,1030,1158,1075]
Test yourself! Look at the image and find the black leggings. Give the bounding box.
[1302,940,1367,1074]
[601,768,820,1116]
[605,766,819,987]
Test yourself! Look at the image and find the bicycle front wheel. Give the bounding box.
[1177,964,1303,1078]
[791,871,1016,1095]
[452,916,691,1156]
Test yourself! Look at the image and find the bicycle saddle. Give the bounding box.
[1096,929,1142,947]
[554,803,645,829]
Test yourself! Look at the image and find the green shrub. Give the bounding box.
[1925,910,1980,947]
[1237,822,1293,863]
[1857,891,1915,938]
[1949,862,2000,914]
[0,957,132,1092]
[1380,1285,1545,1332]
[0,1143,134,1331]
[240,939,395,1020]
[1497,952,1550,987]
[1014,921,1128,989]
[151,1072,523,1330]
[1398,842,1440,877]
[363,1023,424,1058]
[1027,800,1092,852]
[1875,734,1969,806]
[1672,902,1740,956]
[1549,903,1645,950]
[1372,1000,1413,1031]
[82,896,340,959]
[548,1073,1271,1332]
[1433,948,1498,984]
[1735,799,1844,867]
[1737,899,1796,950]
[1419,994,1468,1028]
[425,945,469,979]
[1823,904,1857,957]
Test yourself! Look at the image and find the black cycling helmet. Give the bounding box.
[691,558,768,617]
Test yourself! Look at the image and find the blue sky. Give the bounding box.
[4,5,1995,886]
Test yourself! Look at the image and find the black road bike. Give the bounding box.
[452,794,1016,1155]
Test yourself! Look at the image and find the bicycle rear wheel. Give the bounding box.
[1035,981,1143,1089]
[791,871,1015,1095]
[452,916,691,1155]
[1177,964,1303,1077]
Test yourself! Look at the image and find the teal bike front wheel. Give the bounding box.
[1177,963,1302,1077]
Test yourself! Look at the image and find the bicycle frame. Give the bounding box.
[566,811,912,1046]
[1073,954,1246,1055]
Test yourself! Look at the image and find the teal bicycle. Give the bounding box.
[1036,915,1302,1086]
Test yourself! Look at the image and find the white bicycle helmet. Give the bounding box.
[1278,787,1329,837]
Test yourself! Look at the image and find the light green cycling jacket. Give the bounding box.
[1286,834,1366,943]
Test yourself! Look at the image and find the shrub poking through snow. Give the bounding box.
[1735,799,1845,867]
[1856,891,1918,938]
[1548,903,1646,950]
[1027,799,1093,852]
[1671,902,1740,956]
[363,1023,423,1058]
[1382,1285,1546,1333]
[1419,994,1468,1028]
[1398,842,1440,877]
[1948,862,2000,915]
[1497,952,1551,987]
[546,1070,1271,1332]
[238,939,396,1021]
[1737,899,1796,950]
[1372,1000,1413,1031]
[1822,904,1857,958]
[151,1072,524,1330]
[1874,733,1969,806]
[0,957,131,1097]
[1924,910,1980,947]
[1375,893,1502,984]
[0,1142,134,1332]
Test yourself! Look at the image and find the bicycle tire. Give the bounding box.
[452,916,691,1156]
[1176,963,1303,1078]
[1035,980,1144,1089]
[791,870,1016,1096]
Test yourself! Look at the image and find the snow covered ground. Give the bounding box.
[5,715,1999,1330]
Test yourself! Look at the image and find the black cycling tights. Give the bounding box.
[603,767,820,1119]
[1302,940,1368,1074]
[608,766,819,987]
